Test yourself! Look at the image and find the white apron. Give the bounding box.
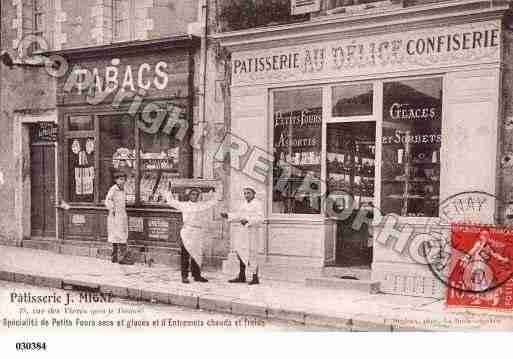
[105,185,128,244]
[228,199,264,276]
[167,195,217,267]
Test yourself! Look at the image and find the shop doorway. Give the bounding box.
[327,121,376,268]
[30,143,56,238]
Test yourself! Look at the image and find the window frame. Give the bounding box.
[269,85,325,219]
[62,109,190,207]
[325,81,379,220]
[31,0,45,52]
[63,113,100,205]
[380,75,444,219]
[112,0,136,43]
[267,75,445,222]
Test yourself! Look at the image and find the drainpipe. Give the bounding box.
[198,0,209,178]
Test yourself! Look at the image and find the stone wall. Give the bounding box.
[1,0,199,54]
[0,65,57,241]
[0,0,231,268]
[499,26,513,225]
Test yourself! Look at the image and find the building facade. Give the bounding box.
[215,0,513,297]
[0,0,231,268]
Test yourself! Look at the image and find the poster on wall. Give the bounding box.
[128,217,144,233]
[69,137,95,202]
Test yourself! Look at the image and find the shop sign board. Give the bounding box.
[291,0,321,15]
[147,218,169,240]
[57,49,191,105]
[231,20,501,86]
[32,122,58,142]
[71,214,86,225]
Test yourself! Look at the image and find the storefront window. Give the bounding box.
[68,137,95,202]
[272,88,322,214]
[99,114,136,204]
[139,121,181,205]
[332,83,373,117]
[381,77,442,217]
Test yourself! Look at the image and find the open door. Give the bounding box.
[327,121,376,268]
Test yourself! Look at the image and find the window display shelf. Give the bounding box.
[383,179,439,183]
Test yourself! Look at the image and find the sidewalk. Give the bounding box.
[1,245,512,331]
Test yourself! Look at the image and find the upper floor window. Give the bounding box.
[326,0,400,15]
[113,0,135,42]
[31,0,45,52]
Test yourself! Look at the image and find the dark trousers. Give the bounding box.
[181,244,201,279]
[237,256,246,280]
[112,243,127,262]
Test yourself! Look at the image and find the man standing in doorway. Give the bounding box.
[221,187,264,285]
[166,187,220,284]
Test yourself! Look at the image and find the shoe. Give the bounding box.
[182,278,190,284]
[228,276,246,283]
[194,276,208,283]
[118,257,135,265]
[248,274,259,285]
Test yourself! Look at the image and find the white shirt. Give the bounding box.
[228,199,264,227]
[166,192,217,228]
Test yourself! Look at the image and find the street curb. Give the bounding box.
[99,285,130,299]
[1,269,418,331]
[0,271,15,282]
[168,292,199,309]
[199,296,233,314]
[267,308,305,325]
[231,301,267,318]
[304,313,352,331]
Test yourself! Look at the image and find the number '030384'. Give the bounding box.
[16,342,47,351]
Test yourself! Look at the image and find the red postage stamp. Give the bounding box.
[446,224,513,309]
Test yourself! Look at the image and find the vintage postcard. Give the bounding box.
[1,0,513,355]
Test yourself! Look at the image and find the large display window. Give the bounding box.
[64,106,189,207]
[270,76,442,219]
[380,77,442,217]
[272,87,323,214]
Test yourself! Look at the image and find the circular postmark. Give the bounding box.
[426,191,513,293]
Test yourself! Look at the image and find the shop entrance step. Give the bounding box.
[322,266,372,280]
[305,277,380,294]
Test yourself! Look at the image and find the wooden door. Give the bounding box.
[31,144,56,237]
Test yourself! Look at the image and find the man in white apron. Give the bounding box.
[221,187,264,285]
[166,188,219,284]
[105,172,129,264]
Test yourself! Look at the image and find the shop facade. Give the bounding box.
[51,36,204,262]
[217,0,513,296]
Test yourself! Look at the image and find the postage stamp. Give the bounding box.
[421,191,513,308]
[445,224,513,309]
